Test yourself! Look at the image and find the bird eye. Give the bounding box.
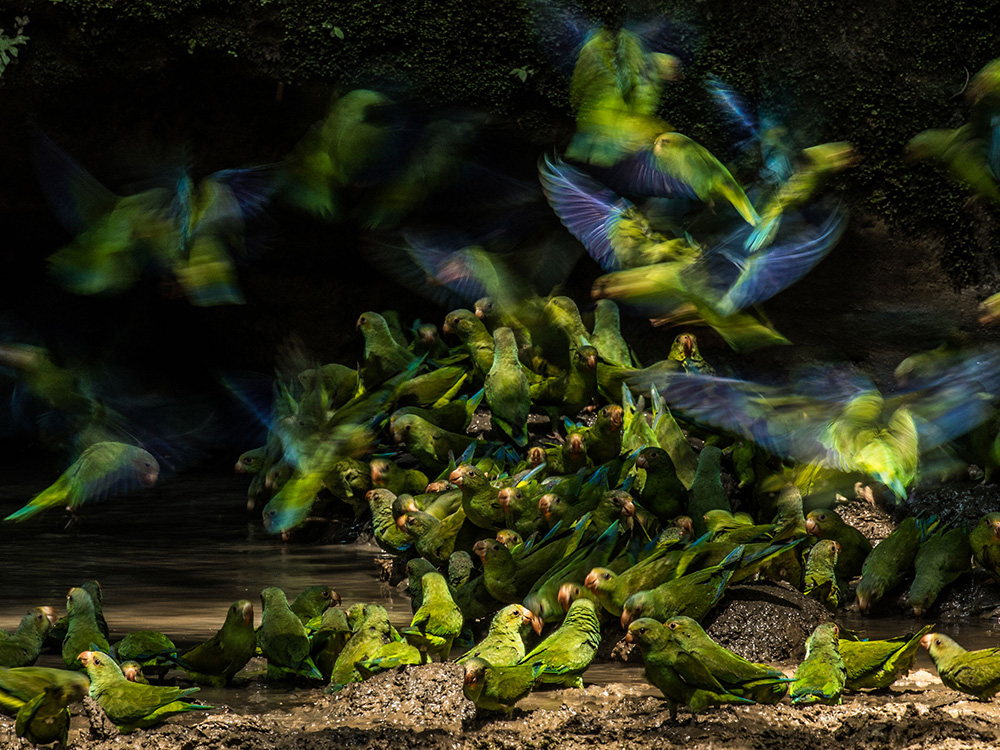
[95,657,102,665]
[669,622,678,630]
[639,627,647,635]
[602,573,611,580]
[322,591,330,599]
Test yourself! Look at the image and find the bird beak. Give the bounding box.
[920,634,934,649]
[620,499,635,518]
[531,613,545,635]
[242,602,253,624]
[331,591,342,607]
[682,335,693,357]
[583,571,599,592]
[498,489,511,513]
[624,631,634,644]
[40,606,58,626]
[396,514,409,530]
[234,461,245,474]
[472,541,488,560]
[620,611,632,630]
[78,651,93,667]
[448,468,464,485]
[608,406,623,428]
[557,583,576,612]
[635,454,648,469]
[371,466,384,484]
[805,518,818,535]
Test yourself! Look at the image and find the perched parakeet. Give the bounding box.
[661,617,789,704]
[355,641,424,679]
[462,657,540,714]
[791,623,846,705]
[310,608,351,680]
[517,598,600,688]
[79,650,211,733]
[803,540,842,612]
[806,509,872,581]
[922,632,1000,700]
[484,327,531,447]
[456,605,534,666]
[909,527,972,618]
[855,517,923,613]
[110,630,175,679]
[327,604,393,690]
[290,585,341,624]
[62,588,110,670]
[401,572,463,662]
[970,512,1000,584]
[0,608,57,668]
[839,625,933,691]
[171,600,255,687]
[626,618,752,721]
[257,587,321,680]
[688,446,731,538]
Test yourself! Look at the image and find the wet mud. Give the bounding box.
[5,662,1000,750]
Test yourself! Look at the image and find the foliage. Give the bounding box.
[0,14,28,77]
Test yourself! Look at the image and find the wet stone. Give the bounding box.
[705,580,834,662]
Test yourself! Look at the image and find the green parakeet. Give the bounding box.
[970,512,1000,584]
[326,604,393,691]
[909,527,972,618]
[401,572,464,662]
[484,327,531,447]
[806,509,872,580]
[456,605,533,666]
[290,585,341,624]
[791,623,846,705]
[803,539,842,612]
[310,608,351,680]
[110,630,175,679]
[391,414,475,473]
[355,641,424,679]
[634,447,687,521]
[171,600,256,687]
[5,442,159,522]
[0,608,57,668]
[662,616,789,704]
[618,563,734,628]
[517,598,600,688]
[450,464,506,531]
[626,618,752,721]
[0,666,89,746]
[462,657,540,714]
[79,650,211,733]
[648,132,760,226]
[443,309,494,381]
[688,446,731,538]
[62,587,110,670]
[922,632,1000,700]
[839,625,933,691]
[855,517,922,614]
[257,587,322,680]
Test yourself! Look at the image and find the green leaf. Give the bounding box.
[333,26,344,39]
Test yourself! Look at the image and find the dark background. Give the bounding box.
[1,0,999,464]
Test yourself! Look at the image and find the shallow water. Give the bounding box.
[1,462,997,701]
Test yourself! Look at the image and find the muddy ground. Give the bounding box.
[4,662,1000,750]
[6,493,1000,750]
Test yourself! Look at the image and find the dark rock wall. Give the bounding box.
[1,0,999,376]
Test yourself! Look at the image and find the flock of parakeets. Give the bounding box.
[10,1,1000,741]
